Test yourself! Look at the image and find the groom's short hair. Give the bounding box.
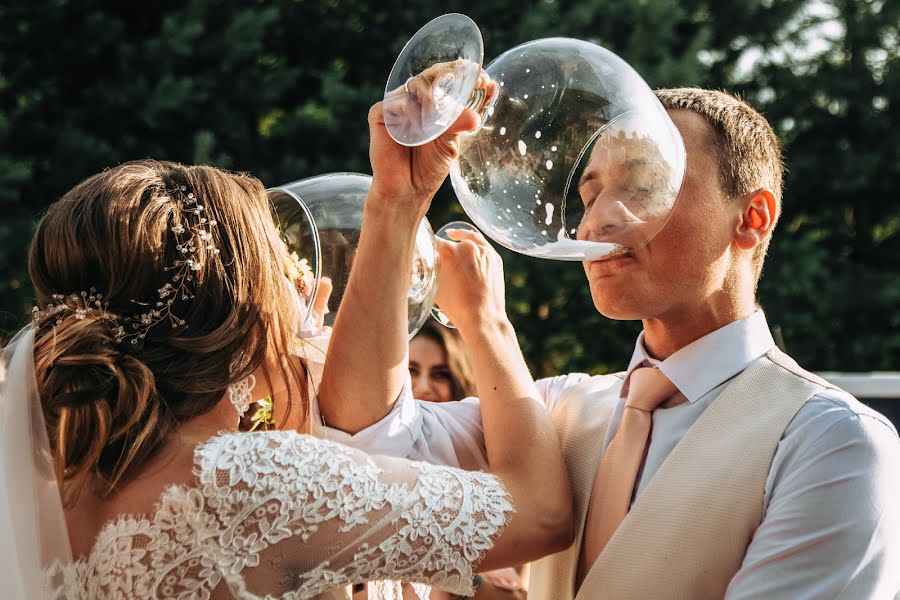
[655,88,783,283]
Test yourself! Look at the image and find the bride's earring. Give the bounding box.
[228,354,256,431]
[228,373,256,419]
[228,355,277,431]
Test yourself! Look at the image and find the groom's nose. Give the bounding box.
[579,198,645,246]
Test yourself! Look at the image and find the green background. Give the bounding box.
[2,0,898,376]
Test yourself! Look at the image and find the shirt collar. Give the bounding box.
[623,310,776,403]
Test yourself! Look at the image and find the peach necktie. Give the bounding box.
[577,366,678,586]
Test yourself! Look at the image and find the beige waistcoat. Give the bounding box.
[528,349,836,600]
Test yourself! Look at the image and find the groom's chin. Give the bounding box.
[589,284,647,321]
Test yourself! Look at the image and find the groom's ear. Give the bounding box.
[733,189,776,251]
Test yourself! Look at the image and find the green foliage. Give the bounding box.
[1,0,896,371]
[749,0,900,370]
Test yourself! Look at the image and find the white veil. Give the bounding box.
[0,326,72,598]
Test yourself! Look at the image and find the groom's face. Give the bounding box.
[580,110,741,321]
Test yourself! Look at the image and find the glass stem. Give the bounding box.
[465,86,488,112]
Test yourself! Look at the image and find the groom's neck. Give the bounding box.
[640,288,757,361]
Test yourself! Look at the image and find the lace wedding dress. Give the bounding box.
[40,430,513,599]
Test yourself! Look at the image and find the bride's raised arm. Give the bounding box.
[317,91,574,571]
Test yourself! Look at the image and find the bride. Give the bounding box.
[0,98,574,598]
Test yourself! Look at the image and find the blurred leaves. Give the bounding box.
[0,0,896,371]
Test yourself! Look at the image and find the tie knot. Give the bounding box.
[624,366,677,412]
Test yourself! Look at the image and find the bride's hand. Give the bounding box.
[434,228,507,333]
[367,71,495,219]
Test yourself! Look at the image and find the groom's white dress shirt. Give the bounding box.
[312,311,900,598]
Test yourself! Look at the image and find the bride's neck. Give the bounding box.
[178,394,241,438]
[241,353,309,431]
[64,354,308,556]
[176,352,307,436]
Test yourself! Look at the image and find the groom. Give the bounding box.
[318,88,900,598]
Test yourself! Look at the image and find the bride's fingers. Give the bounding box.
[444,227,490,247]
[405,72,432,101]
[436,236,482,268]
[477,71,498,101]
[435,237,454,252]
[405,73,439,121]
[367,101,386,127]
[428,108,479,163]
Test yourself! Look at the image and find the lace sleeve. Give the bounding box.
[193,431,514,599]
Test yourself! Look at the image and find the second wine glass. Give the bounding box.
[270,173,441,339]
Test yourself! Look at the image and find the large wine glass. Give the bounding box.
[450,37,686,261]
[385,14,686,261]
[270,173,438,339]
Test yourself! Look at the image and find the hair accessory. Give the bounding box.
[32,185,219,345]
[31,288,126,342]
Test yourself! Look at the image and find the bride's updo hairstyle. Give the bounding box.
[28,160,305,503]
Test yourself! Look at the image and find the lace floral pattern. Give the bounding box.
[41,431,513,599]
[227,373,256,417]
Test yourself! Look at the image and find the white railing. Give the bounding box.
[817,373,900,399]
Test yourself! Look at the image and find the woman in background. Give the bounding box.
[409,319,475,403]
